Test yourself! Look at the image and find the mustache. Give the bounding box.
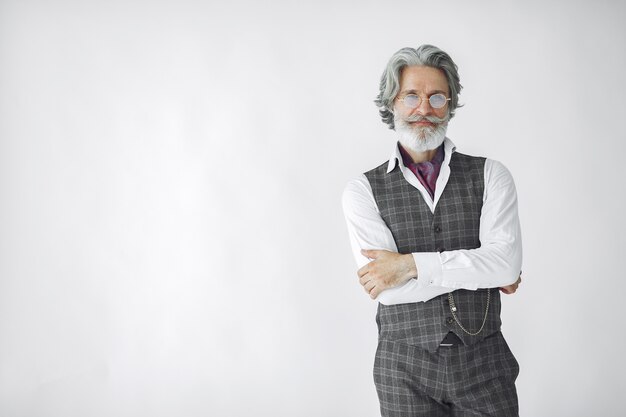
[403,115,448,124]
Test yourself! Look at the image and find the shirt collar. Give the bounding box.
[386,137,457,174]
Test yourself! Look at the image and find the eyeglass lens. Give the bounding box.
[402,94,448,109]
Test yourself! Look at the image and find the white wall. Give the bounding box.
[1,1,625,416]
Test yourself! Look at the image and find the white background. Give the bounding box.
[1,1,625,416]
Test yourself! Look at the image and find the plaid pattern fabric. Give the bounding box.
[364,152,518,415]
[374,331,519,416]
[365,152,502,353]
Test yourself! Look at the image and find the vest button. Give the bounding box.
[446,317,454,324]
[434,225,442,233]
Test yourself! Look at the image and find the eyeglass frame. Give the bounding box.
[395,92,451,110]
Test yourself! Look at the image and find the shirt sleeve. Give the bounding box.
[342,175,399,268]
[342,175,448,304]
[413,159,523,291]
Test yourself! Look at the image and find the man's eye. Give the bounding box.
[404,95,420,106]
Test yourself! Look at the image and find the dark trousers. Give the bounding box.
[373,331,519,417]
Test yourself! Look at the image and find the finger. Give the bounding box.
[505,283,519,294]
[370,280,389,299]
[357,264,369,278]
[370,286,379,299]
[364,280,376,292]
[361,249,381,260]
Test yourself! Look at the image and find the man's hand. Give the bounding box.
[358,249,417,299]
[500,275,522,294]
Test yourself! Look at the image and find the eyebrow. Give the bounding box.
[400,89,448,96]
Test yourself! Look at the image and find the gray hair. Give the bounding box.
[375,45,462,129]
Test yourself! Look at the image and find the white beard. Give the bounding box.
[394,114,449,153]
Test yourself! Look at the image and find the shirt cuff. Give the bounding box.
[412,252,443,287]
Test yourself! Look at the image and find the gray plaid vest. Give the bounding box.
[364,151,502,352]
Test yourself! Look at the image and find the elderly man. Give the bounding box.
[342,45,523,416]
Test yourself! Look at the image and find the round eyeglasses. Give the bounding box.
[397,93,451,109]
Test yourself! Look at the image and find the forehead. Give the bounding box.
[398,65,449,94]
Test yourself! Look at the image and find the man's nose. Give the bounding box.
[415,97,433,115]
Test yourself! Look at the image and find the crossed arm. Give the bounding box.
[342,159,523,305]
[356,249,522,299]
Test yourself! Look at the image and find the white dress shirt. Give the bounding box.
[342,138,522,305]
